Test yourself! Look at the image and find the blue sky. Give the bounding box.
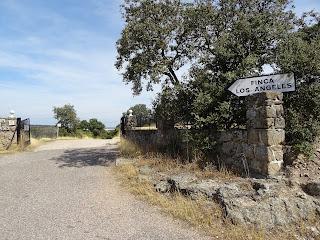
[0,0,319,127]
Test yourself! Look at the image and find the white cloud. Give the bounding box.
[0,0,157,126]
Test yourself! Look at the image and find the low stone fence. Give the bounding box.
[0,118,18,150]
[123,92,285,177]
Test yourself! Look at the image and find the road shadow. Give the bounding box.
[51,146,118,168]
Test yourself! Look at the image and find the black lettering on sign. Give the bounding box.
[287,83,292,88]
[253,78,275,85]
[236,88,250,93]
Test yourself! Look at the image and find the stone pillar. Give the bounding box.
[125,115,137,130]
[246,92,285,176]
[0,118,18,150]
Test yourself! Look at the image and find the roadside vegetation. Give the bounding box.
[116,0,320,158]
[53,104,118,139]
[0,137,54,155]
[116,139,319,240]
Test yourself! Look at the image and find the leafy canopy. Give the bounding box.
[53,104,79,134]
[116,0,192,94]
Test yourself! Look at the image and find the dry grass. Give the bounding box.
[115,163,267,240]
[119,138,142,158]
[120,138,238,180]
[115,162,320,240]
[116,138,320,240]
[0,137,54,155]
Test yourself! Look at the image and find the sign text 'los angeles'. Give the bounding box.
[228,73,295,97]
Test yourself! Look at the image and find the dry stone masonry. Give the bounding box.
[124,92,286,177]
[0,118,17,150]
[220,92,285,176]
[246,92,285,175]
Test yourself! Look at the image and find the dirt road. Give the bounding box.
[0,139,210,240]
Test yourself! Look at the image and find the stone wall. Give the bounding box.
[123,92,285,176]
[0,118,18,150]
[214,92,285,176]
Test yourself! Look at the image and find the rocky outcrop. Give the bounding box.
[149,172,320,229]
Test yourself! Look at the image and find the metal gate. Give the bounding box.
[17,118,31,147]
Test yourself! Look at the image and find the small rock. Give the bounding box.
[303,181,320,197]
[154,180,171,193]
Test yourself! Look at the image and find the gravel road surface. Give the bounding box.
[0,139,210,240]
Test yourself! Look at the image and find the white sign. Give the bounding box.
[8,120,15,126]
[228,73,295,97]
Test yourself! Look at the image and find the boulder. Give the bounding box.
[303,181,320,197]
[220,193,320,229]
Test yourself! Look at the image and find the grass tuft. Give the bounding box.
[116,138,320,239]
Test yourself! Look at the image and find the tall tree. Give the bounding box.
[88,118,106,137]
[276,17,320,155]
[127,104,152,118]
[53,104,79,134]
[116,0,193,94]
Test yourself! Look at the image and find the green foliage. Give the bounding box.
[53,104,79,135]
[78,118,119,139]
[79,120,90,131]
[120,0,295,130]
[118,0,320,157]
[127,104,152,118]
[126,104,155,127]
[276,19,320,156]
[116,0,191,94]
[99,129,119,139]
[87,118,105,137]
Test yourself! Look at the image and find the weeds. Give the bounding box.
[116,138,320,239]
[115,162,268,240]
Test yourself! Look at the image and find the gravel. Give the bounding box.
[0,139,210,240]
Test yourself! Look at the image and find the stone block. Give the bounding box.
[254,145,283,163]
[247,130,259,144]
[249,158,265,173]
[274,105,284,117]
[275,117,285,129]
[243,143,255,160]
[264,92,283,101]
[258,118,275,129]
[268,145,284,162]
[221,142,235,155]
[256,129,285,146]
[267,161,283,176]
[261,106,277,118]
[265,99,274,106]
[254,145,269,162]
[246,108,257,120]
